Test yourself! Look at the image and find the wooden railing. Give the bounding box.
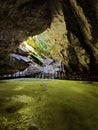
[0,72,98,81]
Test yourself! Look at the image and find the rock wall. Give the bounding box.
[48,0,98,74]
[0,0,98,75]
[0,0,51,74]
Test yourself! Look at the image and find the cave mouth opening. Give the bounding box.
[0,30,66,80]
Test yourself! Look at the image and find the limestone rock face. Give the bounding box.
[62,0,98,74]
[49,0,98,74]
[0,0,51,74]
[0,0,98,75]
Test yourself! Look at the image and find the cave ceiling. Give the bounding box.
[0,0,98,74]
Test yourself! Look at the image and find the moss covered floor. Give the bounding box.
[0,79,98,130]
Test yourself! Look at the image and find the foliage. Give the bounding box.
[19,31,58,65]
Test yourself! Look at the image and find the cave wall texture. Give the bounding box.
[0,0,98,75]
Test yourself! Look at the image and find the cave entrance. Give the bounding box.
[1,30,66,80]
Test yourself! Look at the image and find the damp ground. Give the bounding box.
[0,79,98,130]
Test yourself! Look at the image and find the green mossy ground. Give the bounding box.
[0,79,98,130]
